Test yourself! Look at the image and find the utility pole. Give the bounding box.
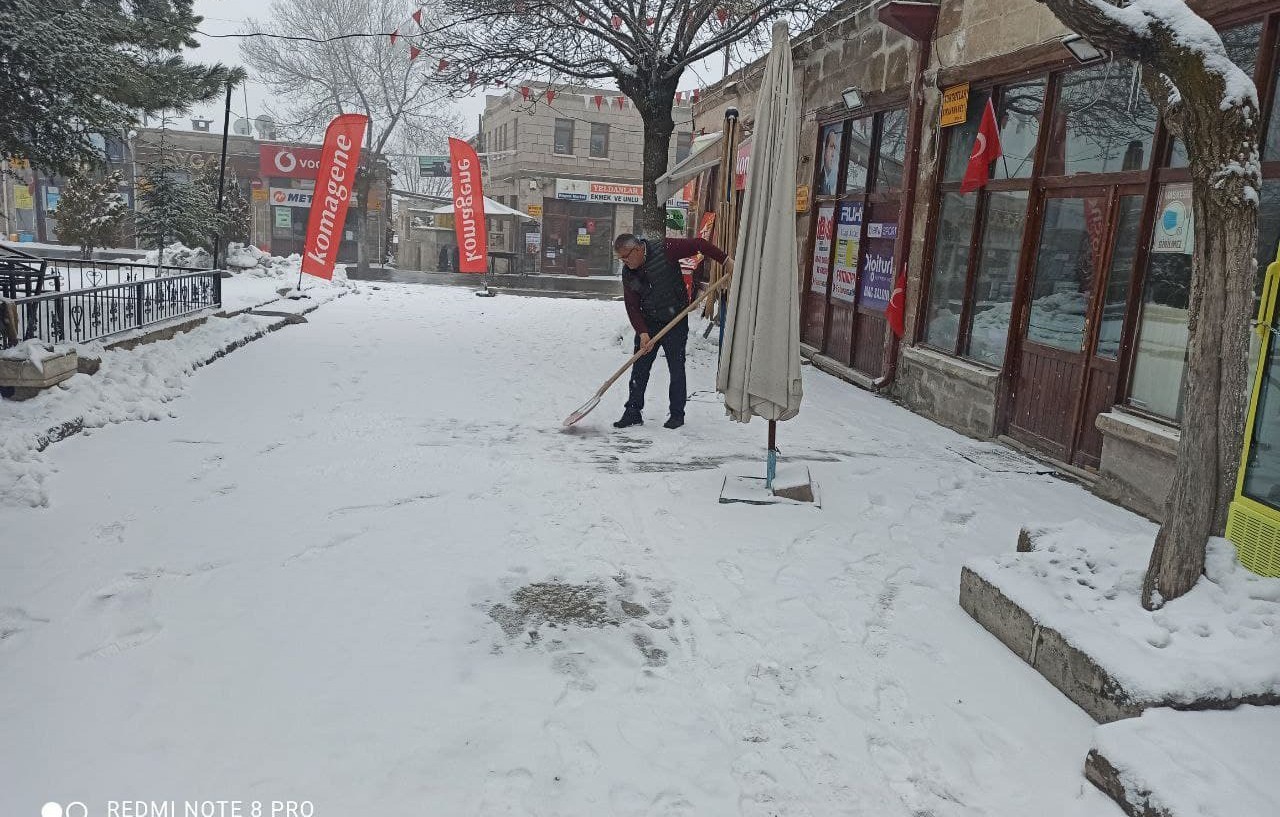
[213,80,234,269]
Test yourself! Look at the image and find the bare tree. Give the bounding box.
[1034,0,1261,608]
[386,126,459,198]
[240,0,459,271]
[430,0,836,235]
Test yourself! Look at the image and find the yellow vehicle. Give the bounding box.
[1227,239,1280,577]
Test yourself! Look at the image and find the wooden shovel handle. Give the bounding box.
[596,272,733,397]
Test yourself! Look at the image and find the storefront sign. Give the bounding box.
[735,138,753,191]
[45,187,60,211]
[1153,182,1194,254]
[302,113,368,280]
[261,144,325,179]
[860,247,895,311]
[252,188,269,203]
[576,234,591,246]
[555,178,645,205]
[418,155,449,177]
[941,83,970,127]
[270,187,314,208]
[12,185,32,210]
[866,222,898,239]
[810,204,835,295]
[795,184,810,213]
[831,202,863,304]
[274,206,293,228]
[527,204,543,217]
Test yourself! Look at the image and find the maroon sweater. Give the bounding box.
[623,237,728,334]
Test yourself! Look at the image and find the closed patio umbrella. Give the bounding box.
[715,20,802,484]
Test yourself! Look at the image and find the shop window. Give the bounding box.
[943,89,993,184]
[875,109,908,191]
[1026,196,1105,351]
[1044,62,1157,176]
[591,123,610,158]
[966,191,1029,366]
[554,119,574,154]
[676,132,694,163]
[994,79,1046,180]
[1268,55,1280,161]
[816,123,843,197]
[1096,195,1146,359]
[923,192,978,350]
[1169,22,1263,168]
[845,117,873,194]
[1129,181,1280,420]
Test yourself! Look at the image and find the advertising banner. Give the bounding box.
[260,144,325,179]
[301,113,368,280]
[810,204,835,295]
[449,137,489,273]
[270,187,314,208]
[830,202,863,304]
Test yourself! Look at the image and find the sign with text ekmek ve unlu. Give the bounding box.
[301,113,368,280]
[449,137,489,273]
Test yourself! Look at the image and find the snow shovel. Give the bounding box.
[563,273,732,427]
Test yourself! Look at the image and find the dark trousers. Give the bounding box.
[625,318,688,418]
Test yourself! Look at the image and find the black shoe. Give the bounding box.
[614,414,643,428]
[663,416,685,429]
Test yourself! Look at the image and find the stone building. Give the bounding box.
[692,0,1280,522]
[477,81,696,275]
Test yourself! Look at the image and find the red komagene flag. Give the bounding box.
[301,113,368,281]
[960,98,1002,194]
[448,137,489,273]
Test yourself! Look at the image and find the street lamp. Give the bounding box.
[841,87,864,111]
[1062,34,1106,65]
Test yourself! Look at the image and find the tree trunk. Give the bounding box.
[620,75,678,238]
[354,171,372,274]
[1033,0,1261,608]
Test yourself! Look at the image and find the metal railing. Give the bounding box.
[7,271,222,347]
[0,245,205,292]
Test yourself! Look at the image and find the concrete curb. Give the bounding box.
[28,293,340,454]
[958,566,1280,723]
[1084,748,1169,817]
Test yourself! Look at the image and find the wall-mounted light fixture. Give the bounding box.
[1062,34,1106,65]
[841,87,864,110]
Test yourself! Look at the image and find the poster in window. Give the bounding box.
[1153,182,1194,254]
[831,202,863,303]
[816,125,843,196]
[810,204,835,295]
[860,222,897,311]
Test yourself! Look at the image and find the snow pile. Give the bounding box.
[218,246,353,313]
[1092,706,1280,817]
[141,242,212,270]
[967,520,1280,706]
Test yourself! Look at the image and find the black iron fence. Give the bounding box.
[7,271,222,347]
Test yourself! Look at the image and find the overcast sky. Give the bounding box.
[183,0,731,141]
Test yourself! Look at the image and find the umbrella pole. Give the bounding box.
[767,420,777,488]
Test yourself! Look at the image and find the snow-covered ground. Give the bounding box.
[0,283,1142,815]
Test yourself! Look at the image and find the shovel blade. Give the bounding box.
[563,395,601,427]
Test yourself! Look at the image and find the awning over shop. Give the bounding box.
[655,131,724,204]
[428,197,535,219]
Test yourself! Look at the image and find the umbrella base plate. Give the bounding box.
[719,466,819,506]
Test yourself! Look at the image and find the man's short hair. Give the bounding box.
[614,233,643,251]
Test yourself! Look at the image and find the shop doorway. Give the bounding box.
[1005,187,1146,468]
[540,200,615,276]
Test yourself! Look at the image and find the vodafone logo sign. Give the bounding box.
[259,144,324,179]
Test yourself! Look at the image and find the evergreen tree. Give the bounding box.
[0,0,243,174]
[52,170,129,259]
[194,161,251,259]
[134,128,214,263]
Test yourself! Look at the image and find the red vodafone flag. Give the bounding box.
[960,98,1002,194]
[448,137,489,273]
[301,113,368,280]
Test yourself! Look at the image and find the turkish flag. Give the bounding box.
[960,98,1002,194]
[885,262,907,338]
